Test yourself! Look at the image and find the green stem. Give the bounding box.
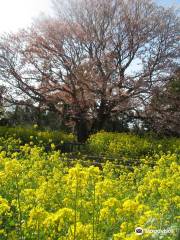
[74,176,78,240]
[15,174,23,240]
[37,221,40,240]
[92,180,96,240]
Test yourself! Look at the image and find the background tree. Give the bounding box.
[0,85,7,124]
[145,68,180,136]
[0,0,179,141]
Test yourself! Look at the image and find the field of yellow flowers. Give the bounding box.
[0,132,179,240]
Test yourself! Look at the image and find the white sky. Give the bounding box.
[0,0,179,34]
[0,0,52,33]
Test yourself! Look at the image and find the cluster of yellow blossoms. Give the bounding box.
[0,135,179,239]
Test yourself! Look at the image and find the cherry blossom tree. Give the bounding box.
[0,0,179,141]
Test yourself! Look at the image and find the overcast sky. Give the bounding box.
[0,0,52,33]
[0,0,179,33]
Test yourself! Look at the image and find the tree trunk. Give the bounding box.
[75,111,109,142]
[75,118,89,142]
[91,113,109,134]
